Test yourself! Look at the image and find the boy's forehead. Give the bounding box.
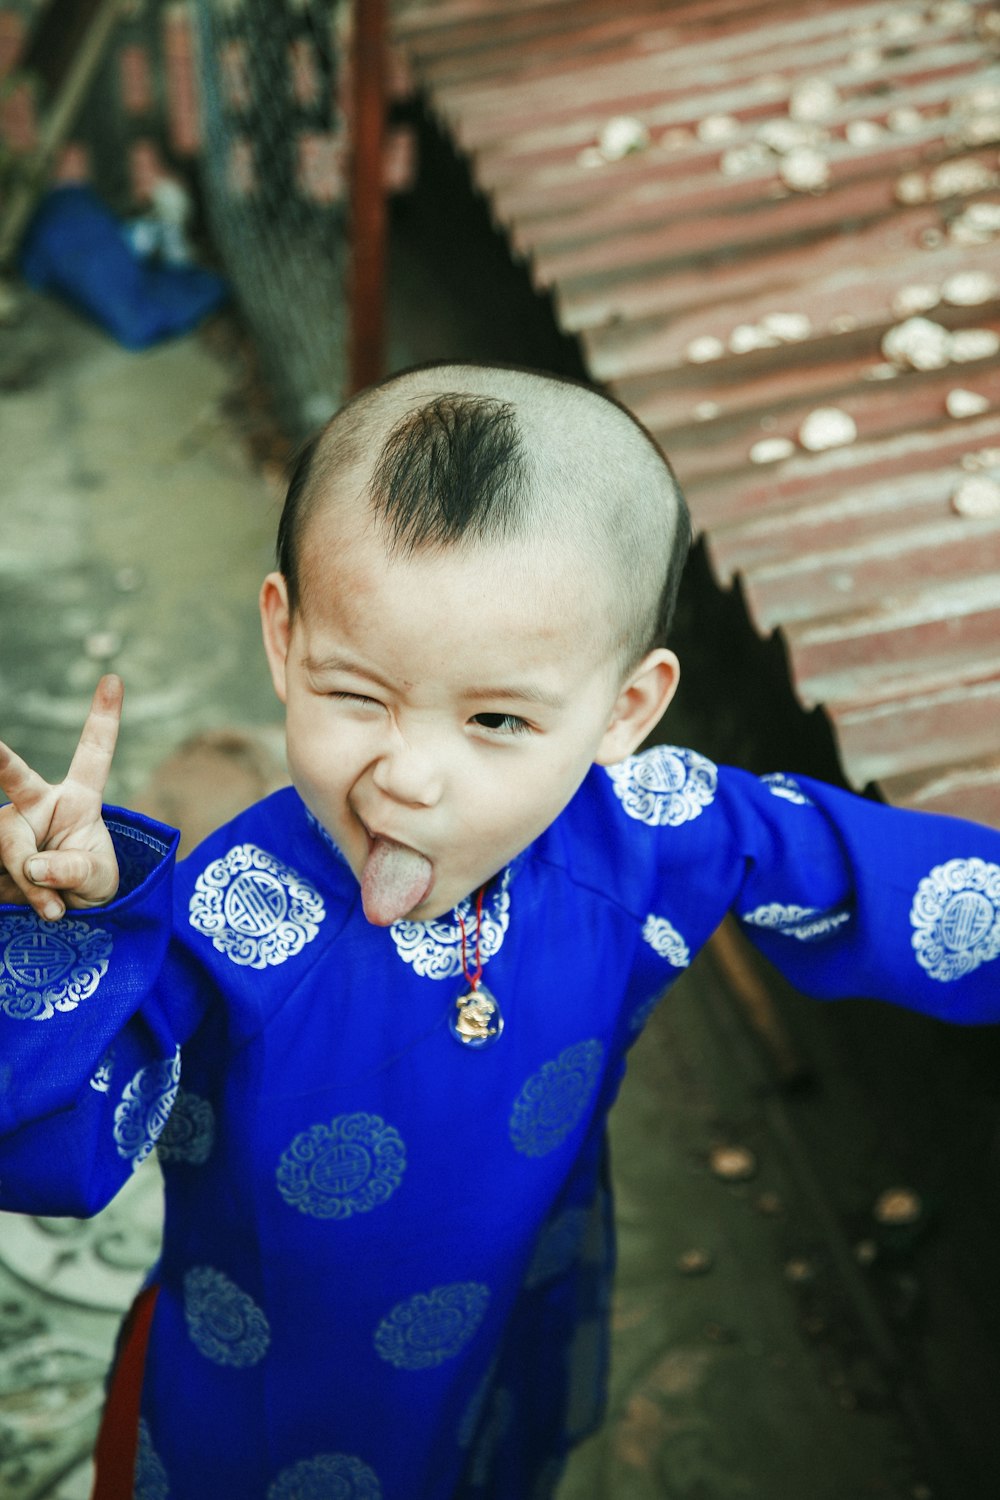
[296,567,622,715]
[295,481,629,682]
[301,494,601,590]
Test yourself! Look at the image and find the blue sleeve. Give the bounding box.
[0,807,203,1217]
[718,767,1000,1024]
[602,749,1000,1025]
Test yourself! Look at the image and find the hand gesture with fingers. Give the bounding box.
[0,675,124,922]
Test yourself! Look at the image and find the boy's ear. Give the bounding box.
[595,649,680,765]
[260,572,292,704]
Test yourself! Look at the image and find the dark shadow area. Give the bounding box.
[388,102,589,382]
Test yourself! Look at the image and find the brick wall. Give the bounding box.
[0,0,412,219]
[0,0,202,210]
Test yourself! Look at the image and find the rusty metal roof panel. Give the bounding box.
[394,0,1000,827]
[879,751,1000,821]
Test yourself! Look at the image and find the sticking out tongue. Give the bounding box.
[361,837,433,926]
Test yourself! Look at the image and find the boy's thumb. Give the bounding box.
[27,849,107,895]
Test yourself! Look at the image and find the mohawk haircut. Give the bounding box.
[369,395,528,555]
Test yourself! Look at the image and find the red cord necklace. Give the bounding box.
[450,884,503,1048]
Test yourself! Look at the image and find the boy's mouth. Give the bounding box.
[359,830,434,926]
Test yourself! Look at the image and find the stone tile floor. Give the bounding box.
[0,287,954,1500]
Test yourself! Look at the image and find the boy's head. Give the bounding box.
[277,362,690,673]
[261,363,690,924]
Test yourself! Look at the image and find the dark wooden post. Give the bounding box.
[347,0,387,396]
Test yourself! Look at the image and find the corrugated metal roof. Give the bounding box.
[394,0,1000,828]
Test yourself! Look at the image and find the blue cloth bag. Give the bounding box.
[18,184,228,350]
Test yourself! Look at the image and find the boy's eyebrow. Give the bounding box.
[303,653,394,690]
[302,654,564,710]
[462,682,565,711]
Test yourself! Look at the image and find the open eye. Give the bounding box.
[471,712,532,736]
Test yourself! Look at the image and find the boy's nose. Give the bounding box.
[371,737,443,808]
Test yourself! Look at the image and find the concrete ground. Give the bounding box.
[0,292,286,1500]
[0,186,990,1498]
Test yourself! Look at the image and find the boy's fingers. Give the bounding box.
[25,848,117,904]
[26,849,91,887]
[65,674,124,797]
[0,738,50,812]
[0,827,64,921]
[0,871,31,906]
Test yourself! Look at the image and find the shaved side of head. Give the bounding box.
[277,363,691,675]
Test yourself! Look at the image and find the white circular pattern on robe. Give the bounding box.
[134,1418,169,1500]
[113,1051,182,1171]
[89,1046,115,1094]
[0,914,112,1021]
[509,1040,605,1158]
[642,913,691,968]
[760,772,813,806]
[741,903,852,942]
[156,1087,215,1164]
[267,1453,382,1500]
[183,1265,271,1367]
[524,1207,591,1289]
[276,1112,406,1219]
[389,870,511,980]
[374,1282,490,1370]
[189,843,325,969]
[605,745,718,827]
[910,857,1000,982]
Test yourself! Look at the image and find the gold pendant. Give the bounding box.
[450,983,503,1048]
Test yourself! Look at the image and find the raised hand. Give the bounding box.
[0,675,124,921]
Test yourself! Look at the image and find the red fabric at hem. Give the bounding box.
[91,1284,159,1500]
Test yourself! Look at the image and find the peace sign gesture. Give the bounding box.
[0,675,123,922]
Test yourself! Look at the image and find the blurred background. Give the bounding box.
[1,2,1000,1496]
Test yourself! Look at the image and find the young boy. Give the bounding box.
[1,363,998,1500]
